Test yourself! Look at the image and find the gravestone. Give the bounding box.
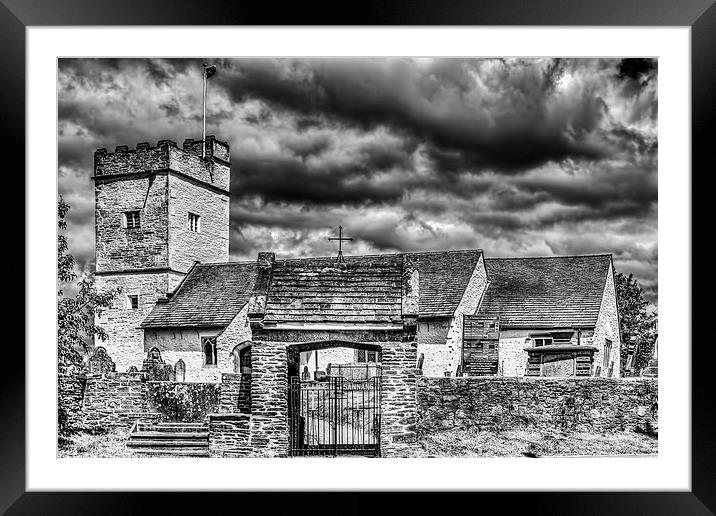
[87,346,116,375]
[417,353,425,373]
[174,359,186,382]
[642,337,658,377]
[142,347,173,381]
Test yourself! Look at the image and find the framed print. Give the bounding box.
[7,0,711,513]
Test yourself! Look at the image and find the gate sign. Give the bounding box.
[289,376,381,457]
[462,315,500,376]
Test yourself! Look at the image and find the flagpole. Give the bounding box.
[202,63,207,159]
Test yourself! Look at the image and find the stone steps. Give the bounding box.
[128,439,209,448]
[131,447,210,457]
[130,431,209,440]
[127,421,209,457]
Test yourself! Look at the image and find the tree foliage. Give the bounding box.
[57,196,119,367]
[614,271,657,375]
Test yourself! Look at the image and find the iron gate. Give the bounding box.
[289,376,381,457]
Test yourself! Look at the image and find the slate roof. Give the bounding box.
[477,255,612,329]
[264,254,404,326]
[139,250,484,329]
[407,250,483,318]
[140,262,258,328]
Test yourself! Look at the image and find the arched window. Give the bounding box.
[239,346,252,375]
[202,337,217,366]
[231,342,252,375]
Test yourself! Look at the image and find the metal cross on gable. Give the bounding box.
[328,225,353,265]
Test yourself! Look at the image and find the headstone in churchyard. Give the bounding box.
[642,336,658,377]
[175,359,186,382]
[87,346,116,375]
[142,347,173,381]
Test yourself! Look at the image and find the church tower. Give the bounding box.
[92,137,231,371]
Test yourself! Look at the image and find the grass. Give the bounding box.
[58,428,139,458]
[58,427,657,458]
[406,428,658,458]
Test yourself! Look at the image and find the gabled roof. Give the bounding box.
[407,250,483,318]
[140,262,258,329]
[477,255,612,329]
[139,249,485,330]
[264,254,404,326]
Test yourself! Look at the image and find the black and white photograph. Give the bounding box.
[56,57,659,460]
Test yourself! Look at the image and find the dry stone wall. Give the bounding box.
[209,414,251,457]
[81,372,152,429]
[218,373,251,414]
[81,374,225,428]
[416,376,658,435]
[58,364,87,433]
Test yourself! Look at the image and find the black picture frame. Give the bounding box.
[5,0,708,513]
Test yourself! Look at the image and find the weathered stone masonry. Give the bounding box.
[67,346,657,457]
[81,372,152,429]
[93,137,231,372]
[209,414,251,457]
[245,328,420,458]
[248,339,290,457]
[218,373,251,414]
[416,376,657,435]
[58,364,87,431]
[80,372,225,429]
[95,272,183,372]
[380,341,419,454]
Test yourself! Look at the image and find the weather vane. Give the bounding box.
[328,225,353,265]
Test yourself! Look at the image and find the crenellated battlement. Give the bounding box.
[93,136,230,192]
[94,136,229,161]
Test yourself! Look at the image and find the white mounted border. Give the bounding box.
[27,26,689,491]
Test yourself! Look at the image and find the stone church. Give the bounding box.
[93,137,622,385]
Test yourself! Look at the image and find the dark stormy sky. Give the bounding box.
[58,58,658,306]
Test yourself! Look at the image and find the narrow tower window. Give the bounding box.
[188,212,201,232]
[127,295,139,309]
[123,210,141,229]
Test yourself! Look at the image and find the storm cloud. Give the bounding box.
[58,57,658,305]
